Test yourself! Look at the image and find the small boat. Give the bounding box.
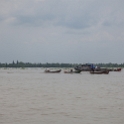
[113,68,121,72]
[90,70,109,74]
[64,69,73,74]
[44,69,61,73]
[64,69,81,74]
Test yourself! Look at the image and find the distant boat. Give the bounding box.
[90,70,109,74]
[44,69,61,73]
[107,68,122,72]
[64,69,81,74]
[113,68,122,72]
[75,64,90,71]
[74,64,96,71]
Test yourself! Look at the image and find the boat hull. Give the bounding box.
[64,70,81,74]
[45,69,61,73]
[90,70,109,74]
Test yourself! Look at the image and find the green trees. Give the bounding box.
[96,63,123,68]
[0,61,76,68]
[0,61,123,68]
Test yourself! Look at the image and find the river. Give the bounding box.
[0,68,124,124]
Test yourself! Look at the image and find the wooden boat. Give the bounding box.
[64,70,73,74]
[64,69,81,74]
[90,70,109,74]
[113,68,121,72]
[44,69,61,73]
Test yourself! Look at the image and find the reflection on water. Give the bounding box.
[0,68,124,124]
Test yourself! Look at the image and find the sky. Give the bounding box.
[0,0,124,64]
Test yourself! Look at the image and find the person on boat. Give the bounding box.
[90,64,95,72]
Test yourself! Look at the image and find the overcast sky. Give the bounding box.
[0,0,124,64]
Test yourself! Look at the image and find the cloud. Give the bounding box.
[0,0,96,29]
[0,0,124,30]
[0,0,124,63]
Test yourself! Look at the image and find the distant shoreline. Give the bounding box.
[0,61,124,68]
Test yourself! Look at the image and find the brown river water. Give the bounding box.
[0,68,124,124]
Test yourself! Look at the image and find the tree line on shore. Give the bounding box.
[0,61,124,68]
